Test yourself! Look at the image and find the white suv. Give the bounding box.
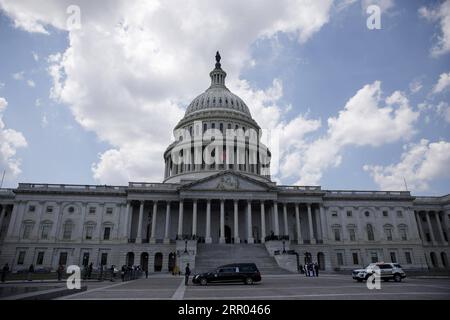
[352,262,406,282]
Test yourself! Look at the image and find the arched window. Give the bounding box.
[40,221,53,239]
[367,224,375,241]
[441,252,448,267]
[62,220,74,240]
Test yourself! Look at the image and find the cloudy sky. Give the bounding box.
[0,0,449,195]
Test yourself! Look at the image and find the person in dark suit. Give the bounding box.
[1,263,9,282]
[185,263,191,285]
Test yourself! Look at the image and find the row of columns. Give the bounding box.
[131,200,321,244]
[415,211,448,245]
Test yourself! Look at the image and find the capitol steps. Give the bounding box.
[194,244,293,275]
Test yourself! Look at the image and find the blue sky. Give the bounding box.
[0,0,449,195]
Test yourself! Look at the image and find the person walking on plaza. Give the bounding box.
[2,263,9,282]
[185,263,191,286]
[121,265,126,282]
[314,263,319,277]
[57,264,64,281]
[87,263,93,279]
[27,264,35,281]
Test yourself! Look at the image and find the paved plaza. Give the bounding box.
[36,274,450,300]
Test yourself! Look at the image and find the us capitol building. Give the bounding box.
[0,53,449,274]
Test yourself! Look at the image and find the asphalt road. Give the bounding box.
[55,274,450,300]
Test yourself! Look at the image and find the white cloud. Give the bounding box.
[361,0,394,13]
[12,71,24,80]
[364,139,450,192]
[419,0,450,57]
[432,71,450,94]
[0,97,28,178]
[0,0,334,184]
[41,114,48,128]
[436,101,450,123]
[294,81,419,185]
[27,79,35,87]
[32,51,39,61]
[409,79,423,94]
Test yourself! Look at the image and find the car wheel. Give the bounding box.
[200,278,207,286]
[245,277,253,285]
[393,274,402,282]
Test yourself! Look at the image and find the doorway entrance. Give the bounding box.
[154,252,163,272]
[140,252,149,272]
[225,225,231,243]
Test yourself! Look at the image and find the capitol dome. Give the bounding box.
[163,52,271,184]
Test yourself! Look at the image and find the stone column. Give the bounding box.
[205,199,212,243]
[125,202,132,242]
[5,202,19,238]
[32,201,45,240]
[415,211,425,242]
[307,203,316,244]
[97,203,105,241]
[315,208,322,241]
[177,200,184,238]
[78,203,87,241]
[435,212,447,244]
[52,202,63,241]
[219,199,225,243]
[425,211,436,244]
[0,206,6,235]
[407,208,420,241]
[192,200,197,237]
[295,203,302,244]
[319,204,327,241]
[247,201,254,243]
[150,201,157,243]
[260,201,266,243]
[273,201,280,236]
[164,201,171,244]
[234,200,240,244]
[136,201,144,243]
[12,201,26,239]
[283,203,288,237]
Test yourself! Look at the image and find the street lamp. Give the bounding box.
[282,240,286,254]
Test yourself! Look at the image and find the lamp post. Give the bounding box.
[282,240,286,254]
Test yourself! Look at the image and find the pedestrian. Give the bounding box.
[57,264,64,281]
[99,264,104,281]
[110,265,115,281]
[27,264,35,281]
[303,264,308,277]
[185,263,191,286]
[1,263,9,282]
[314,262,319,277]
[299,264,304,274]
[145,267,148,279]
[121,265,126,282]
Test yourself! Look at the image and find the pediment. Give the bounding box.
[180,171,273,192]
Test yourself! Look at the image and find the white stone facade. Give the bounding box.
[0,54,448,273]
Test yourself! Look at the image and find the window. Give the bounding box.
[103,227,111,240]
[85,225,94,240]
[404,252,412,264]
[352,253,359,265]
[82,253,90,267]
[28,205,36,213]
[365,211,370,217]
[337,253,344,266]
[390,252,397,263]
[17,251,26,265]
[349,229,356,241]
[385,228,393,241]
[68,206,75,213]
[59,252,68,265]
[331,211,338,217]
[333,229,341,241]
[346,211,352,217]
[397,210,403,218]
[89,207,96,214]
[382,211,388,217]
[219,123,223,133]
[211,123,215,129]
[101,253,108,266]
[106,207,113,215]
[203,123,207,133]
[41,224,51,239]
[367,224,375,241]
[36,252,44,265]
[370,251,378,263]
[22,224,33,239]
[63,222,73,240]
[426,233,431,242]
[46,206,53,214]
[399,228,408,241]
